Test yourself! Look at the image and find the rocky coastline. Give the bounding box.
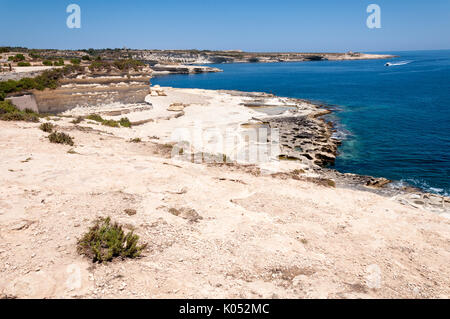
[3,59,447,213]
[219,88,450,214]
[1,83,449,299]
[129,50,397,65]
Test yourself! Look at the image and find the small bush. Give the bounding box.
[81,55,91,61]
[39,122,54,133]
[17,62,31,67]
[0,112,39,122]
[113,59,145,71]
[15,54,25,61]
[48,132,74,146]
[42,60,53,66]
[89,60,111,72]
[129,138,142,143]
[0,100,18,113]
[71,116,84,124]
[8,54,25,62]
[53,58,65,66]
[30,52,41,59]
[86,114,122,128]
[102,119,120,128]
[0,100,39,122]
[119,117,131,128]
[77,217,147,263]
[86,114,104,122]
[70,58,81,65]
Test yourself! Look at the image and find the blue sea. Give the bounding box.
[152,50,450,195]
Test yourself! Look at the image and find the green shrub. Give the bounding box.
[0,100,39,122]
[70,58,81,65]
[17,62,31,67]
[53,58,65,66]
[119,117,131,128]
[8,54,26,62]
[48,132,74,146]
[30,52,41,59]
[0,112,39,123]
[86,114,104,122]
[77,217,147,263]
[81,55,91,61]
[89,60,111,71]
[86,114,122,128]
[113,59,145,71]
[102,119,120,128]
[16,54,25,61]
[129,138,142,143]
[39,122,54,133]
[0,100,18,113]
[42,60,53,66]
[71,116,84,124]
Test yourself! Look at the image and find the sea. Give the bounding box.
[152,50,450,196]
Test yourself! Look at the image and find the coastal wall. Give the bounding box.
[5,94,39,113]
[33,76,151,113]
[6,70,152,114]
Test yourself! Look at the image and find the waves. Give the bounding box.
[393,179,449,197]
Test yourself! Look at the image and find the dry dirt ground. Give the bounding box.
[0,120,449,299]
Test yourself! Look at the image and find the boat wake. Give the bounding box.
[385,60,412,67]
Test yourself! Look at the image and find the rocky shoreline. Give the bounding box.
[2,56,448,213]
[222,88,450,214]
[3,58,447,213]
[130,50,397,65]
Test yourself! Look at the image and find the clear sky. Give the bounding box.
[1,0,449,52]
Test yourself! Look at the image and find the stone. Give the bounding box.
[428,196,443,206]
[124,209,137,216]
[167,103,186,112]
[168,207,203,222]
[366,178,392,188]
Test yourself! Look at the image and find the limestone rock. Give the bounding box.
[167,103,186,112]
[366,178,392,188]
[168,207,203,222]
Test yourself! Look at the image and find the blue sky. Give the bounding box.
[1,0,449,52]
